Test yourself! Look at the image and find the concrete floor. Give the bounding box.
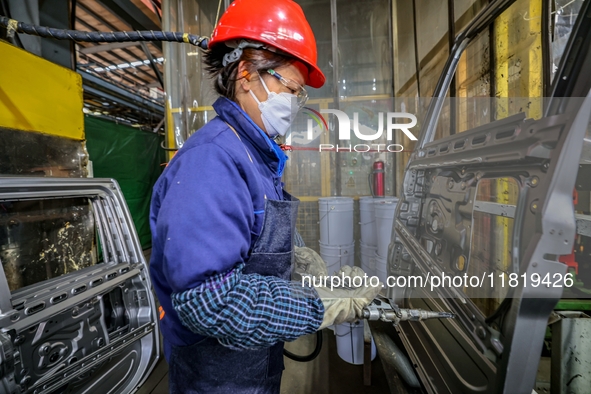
[136,336,558,394]
[282,329,391,393]
[137,329,391,393]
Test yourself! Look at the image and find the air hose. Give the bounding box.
[283,331,323,362]
[0,15,209,49]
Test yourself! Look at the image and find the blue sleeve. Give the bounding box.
[155,142,254,291]
[171,263,324,349]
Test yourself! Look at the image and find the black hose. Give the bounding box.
[283,331,323,362]
[0,15,209,49]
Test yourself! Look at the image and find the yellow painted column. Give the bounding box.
[0,41,84,140]
[527,0,543,119]
[494,4,510,118]
[493,5,513,297]
[492,0,543,302]
[166,104,176,161]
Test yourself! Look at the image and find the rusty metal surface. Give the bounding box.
[551,312,591,393]
[0,127,88,177]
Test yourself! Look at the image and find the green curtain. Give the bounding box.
[85,116,164,249]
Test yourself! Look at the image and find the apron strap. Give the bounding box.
[223,121,267,252]
[225,122,254,163]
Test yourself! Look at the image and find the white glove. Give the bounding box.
[292,246,328,281]
[314,265,382,330]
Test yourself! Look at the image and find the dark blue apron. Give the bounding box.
[168,191,299,394]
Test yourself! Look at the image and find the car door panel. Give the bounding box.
[390,0,591,392]
[0,178,159,394]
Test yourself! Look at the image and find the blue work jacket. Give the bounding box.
[149,97,288,352]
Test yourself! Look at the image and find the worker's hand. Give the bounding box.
[293,246,328,281]
[314,265,382,330]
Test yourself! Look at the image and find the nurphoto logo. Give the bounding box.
[287,108,418,152]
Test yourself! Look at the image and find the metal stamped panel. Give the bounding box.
[0,178,159,394]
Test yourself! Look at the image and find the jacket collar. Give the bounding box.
[213,97,287,177]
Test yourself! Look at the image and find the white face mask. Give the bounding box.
[249,73,300,138]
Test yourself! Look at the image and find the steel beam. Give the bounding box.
[7,0,41,55]
[80,41,140,54]
[76,4,160,83]
[76,14,154,83]
[39,0,74,69]
[576,213,591,237]
[140,41,163,88]
[80,70,163,116]
[473,201,517,218]
[95,0,162,50]
[468,204,591,237]
[330,0,341,195]
[84,85,156,119]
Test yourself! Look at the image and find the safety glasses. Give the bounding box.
[267,69,309,108]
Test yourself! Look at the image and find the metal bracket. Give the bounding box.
[0,331,17,393]
[362,296,455,325]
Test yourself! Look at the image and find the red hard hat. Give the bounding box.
[209,0,326,88]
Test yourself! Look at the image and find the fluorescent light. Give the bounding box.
[92,57,165,73]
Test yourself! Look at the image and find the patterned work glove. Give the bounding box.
[314,265,382,329]
[292,246,329,281]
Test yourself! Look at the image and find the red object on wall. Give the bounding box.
[559,188,579,274]
[559,250,579,275]
[372,161,385,197]
[573,188,579,206]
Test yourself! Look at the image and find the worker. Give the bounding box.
[149,0,380,392]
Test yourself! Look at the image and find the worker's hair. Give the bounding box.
[203,45,292,101]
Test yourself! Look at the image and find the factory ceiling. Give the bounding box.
[74,0,164,129]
